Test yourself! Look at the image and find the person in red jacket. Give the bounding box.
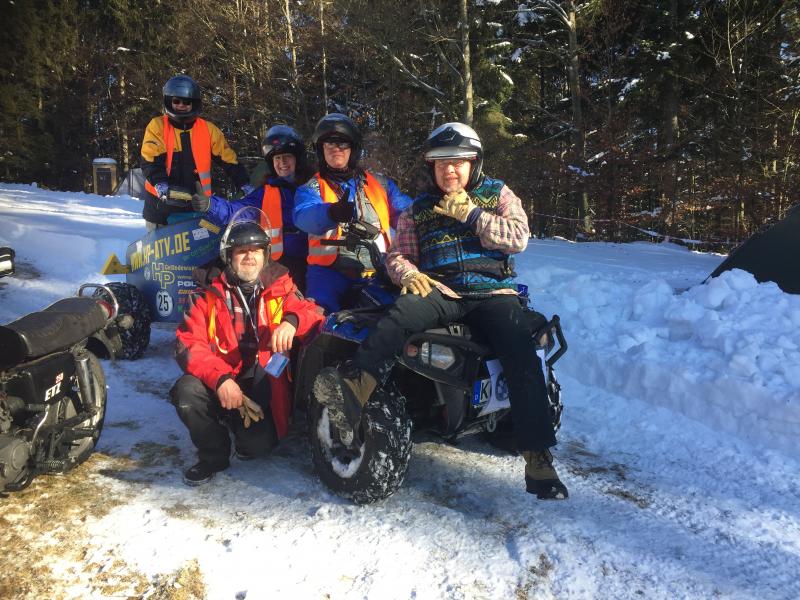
[170,219,323,486]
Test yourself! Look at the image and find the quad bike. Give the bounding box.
[0,247,127,492]
[101,187,223,359]
[294,223,568,504]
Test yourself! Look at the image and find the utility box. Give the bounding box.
[92,158,118,195]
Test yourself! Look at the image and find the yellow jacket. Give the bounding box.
[141,116,240,166]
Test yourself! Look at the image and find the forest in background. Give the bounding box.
[0,0,797,248]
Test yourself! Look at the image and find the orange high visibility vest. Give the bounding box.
[260,185,284,261]
[144,116,213,198]
[307,171,390,266]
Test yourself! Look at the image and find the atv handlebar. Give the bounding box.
[319,220,386,277]
[543,315,568,368]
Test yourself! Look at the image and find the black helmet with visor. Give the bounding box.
[219,213,272,265]
[312,113,362,170]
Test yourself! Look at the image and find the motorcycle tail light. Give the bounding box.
[419,342,457,370]
[96,299,114,319]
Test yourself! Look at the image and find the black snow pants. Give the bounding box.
[169,373,277,469]
[353,289,557,452]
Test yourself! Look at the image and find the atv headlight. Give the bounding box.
[419,342,457,370]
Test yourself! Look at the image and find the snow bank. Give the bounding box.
[518,241,799,457]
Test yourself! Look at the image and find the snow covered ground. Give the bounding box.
[1,183,798,600]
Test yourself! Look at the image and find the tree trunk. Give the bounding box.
[565,1,590,232]
[320,0,328,112]
[282,0,303,124]
[460,0,473,125]
[119,71,129,171]
[662,0,680,234]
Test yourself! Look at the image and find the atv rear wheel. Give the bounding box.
[310,384,412,504]
[95,282,151,359]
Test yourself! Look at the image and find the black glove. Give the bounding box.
[328,192,355,223]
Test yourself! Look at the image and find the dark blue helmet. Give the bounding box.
[163,75,202,124]
[262,125,306,177]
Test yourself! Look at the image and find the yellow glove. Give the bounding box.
[238,394,265,429]
[432,190,476,223]
[400,271,437,297]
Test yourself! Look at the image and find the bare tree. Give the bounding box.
[460,0,473,125]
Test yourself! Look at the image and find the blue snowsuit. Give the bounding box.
[293,171,412,312]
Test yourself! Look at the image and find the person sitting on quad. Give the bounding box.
[191,125,312,293]
[315,122,568,500]
[293,113,412,312]
[141,74,253,231]
[170,218,323,486]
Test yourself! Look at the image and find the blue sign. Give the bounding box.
[125,218,221,323]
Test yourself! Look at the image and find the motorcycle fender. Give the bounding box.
[89,329,122,360]
[3,352,76,407]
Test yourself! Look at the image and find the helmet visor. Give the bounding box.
[424,147,478,162]
[219,207,273,263]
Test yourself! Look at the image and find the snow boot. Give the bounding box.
[234,448,256,461]
[182,460,228,487]
[523,449,569,500]
[313,365,377,438]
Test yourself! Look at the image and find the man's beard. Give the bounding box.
[233,264,261,283]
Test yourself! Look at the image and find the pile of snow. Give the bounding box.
[518,240,799,456]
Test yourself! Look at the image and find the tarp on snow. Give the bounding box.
[709,204,800,294]
[114,167,146,199]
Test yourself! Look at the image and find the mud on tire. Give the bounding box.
[310,385,412,504]
[95,282,151,359]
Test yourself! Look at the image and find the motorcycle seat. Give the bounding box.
[0,297,107,366]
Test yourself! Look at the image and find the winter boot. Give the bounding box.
[234,448,256,461]
[313,365,377,438]
[182,460,228,487]
[523,449,569,500]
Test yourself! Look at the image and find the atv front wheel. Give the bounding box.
[95,282,151,359]
[310,384,412,504]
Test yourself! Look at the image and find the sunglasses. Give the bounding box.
[434,158,471,168]
[171,97,193,106]
[323,140,352,150]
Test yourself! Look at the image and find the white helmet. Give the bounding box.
[423,122,484,189]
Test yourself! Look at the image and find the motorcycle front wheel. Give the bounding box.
[309,384,412,504]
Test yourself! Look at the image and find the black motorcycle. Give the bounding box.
[294,224,568,504]
[0,247,127,492]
